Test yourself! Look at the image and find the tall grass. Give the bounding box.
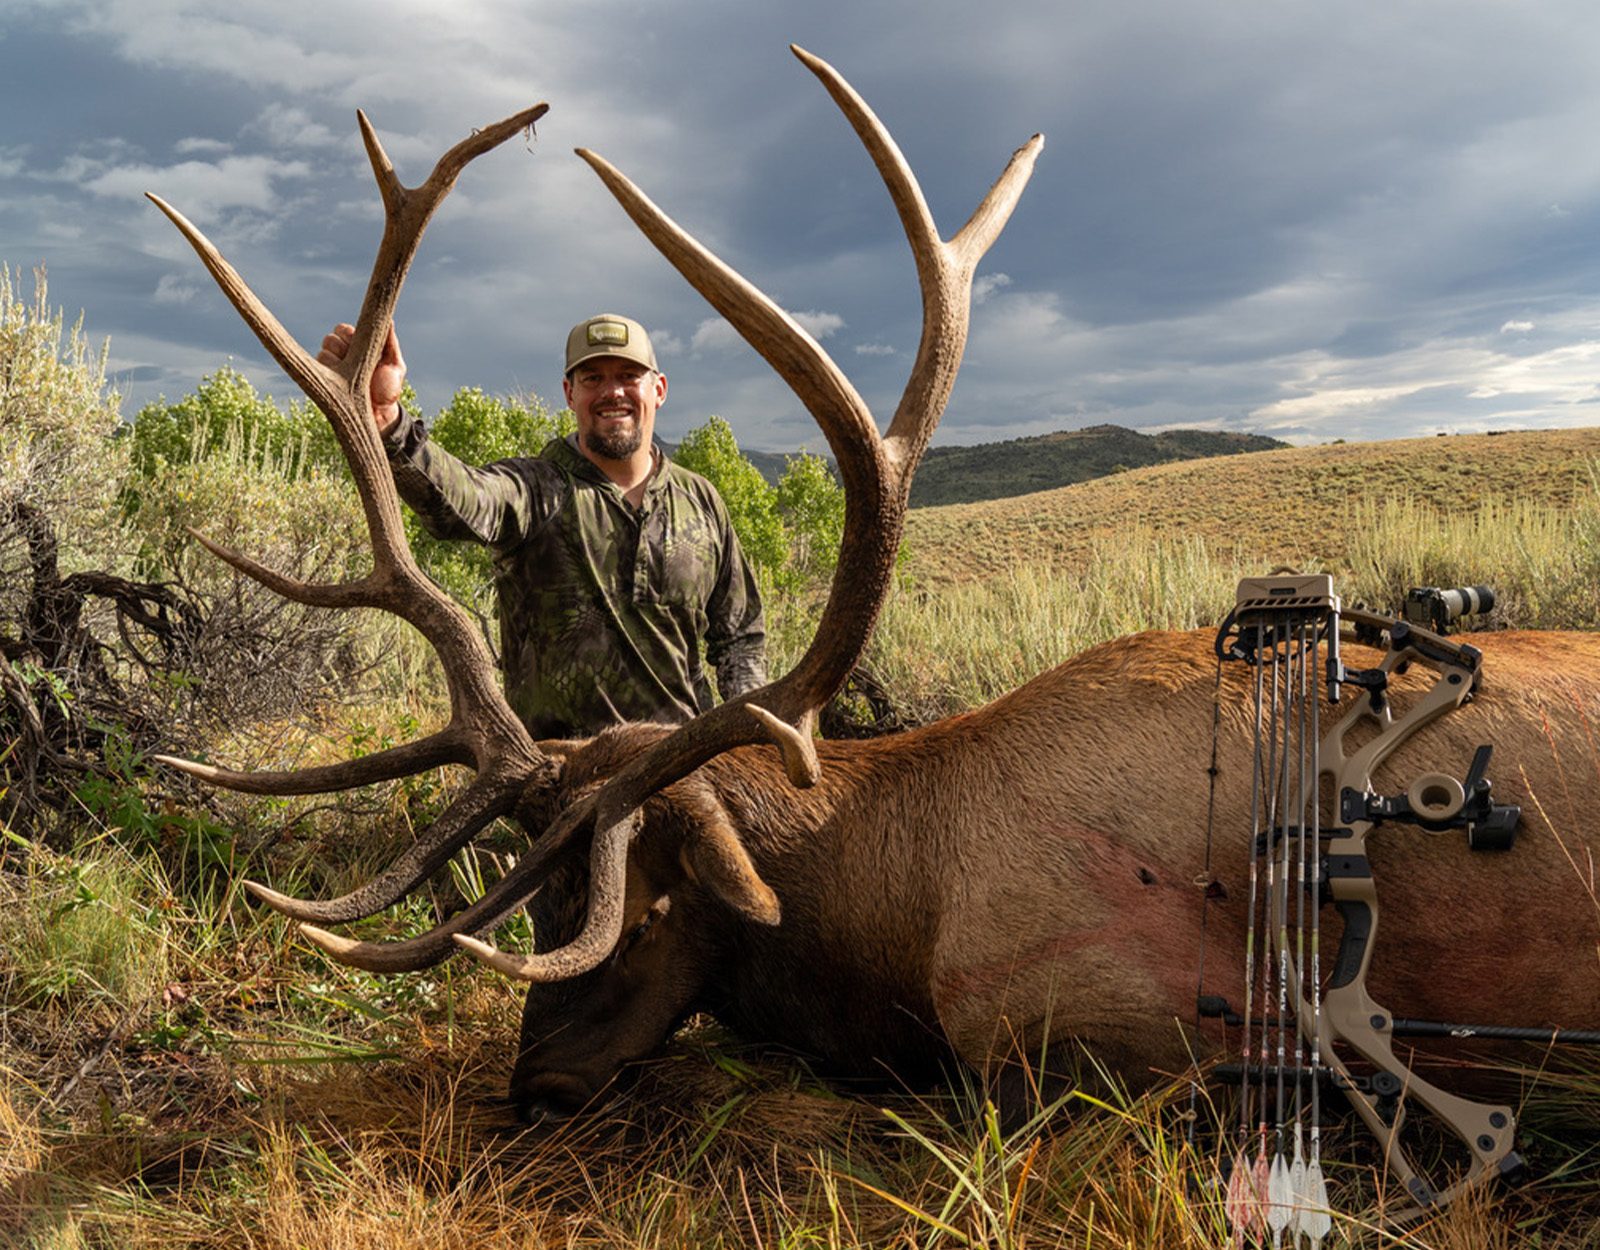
[1343,474,1600,631]
[846,477,1600,722]
[857,528,1248,720]
[0,835,176,1015]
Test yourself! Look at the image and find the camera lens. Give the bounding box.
[1439,585,1494,620]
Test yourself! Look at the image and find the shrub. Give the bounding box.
[774,447,846,589]
[0,266,146,837]
[127,365,338,483]
[673,415,789,585]
[0,266,128,631]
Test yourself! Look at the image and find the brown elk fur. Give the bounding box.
[510,626,1600,1117]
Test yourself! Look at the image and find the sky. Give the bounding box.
[6,0,1600,452]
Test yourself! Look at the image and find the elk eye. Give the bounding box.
[623,896,671,951]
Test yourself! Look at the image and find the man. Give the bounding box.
[318,314,767,739]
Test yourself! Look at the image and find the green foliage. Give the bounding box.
[775,448,846,588]
[0,265,128,607]
[426,385,572,466]
[673,415,790,583]
[674,417,850,600]
[0,265,124,503]
[73,723,239,876]
[0,832,175,1011]
[128,366,338,482]
[124,367,367,591]
[117,373,379,731]
[122,422,368,588]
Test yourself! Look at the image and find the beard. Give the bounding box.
[584,421,644,462]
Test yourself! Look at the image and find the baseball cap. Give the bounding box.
[565,314,658,375]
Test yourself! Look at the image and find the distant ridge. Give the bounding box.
[719,424,1287,506]
[906,424,1288,507]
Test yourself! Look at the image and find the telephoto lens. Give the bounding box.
[1438,585,1494,621]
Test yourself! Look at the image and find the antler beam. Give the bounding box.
[452,46,1042,981]
[150,106,554,935]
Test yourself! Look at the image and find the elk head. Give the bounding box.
[150,47,1041,1100]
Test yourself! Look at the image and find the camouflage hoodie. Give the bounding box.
[384,411,767,739]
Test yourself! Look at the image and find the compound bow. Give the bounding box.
[1202,573,1598,1242]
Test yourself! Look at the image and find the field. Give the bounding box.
[4,428,1600,1248]
[904,428,1600,587]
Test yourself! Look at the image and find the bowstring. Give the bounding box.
[1187,631,1229,1155]
[1239,617,1268,1154]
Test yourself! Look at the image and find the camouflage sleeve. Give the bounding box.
[382,407,559,547]
[703,497,769,700]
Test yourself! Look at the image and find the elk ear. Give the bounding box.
[672,781,781,926]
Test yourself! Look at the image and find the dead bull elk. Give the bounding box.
[148,44,1598,1187]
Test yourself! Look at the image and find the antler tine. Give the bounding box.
[288,793,599,973]
[240,764,532,925]
[340,106,550,426]
[153,727,475,796]
[572,48,1042,766]
[151,109,564,930]
[791,46,1044,467]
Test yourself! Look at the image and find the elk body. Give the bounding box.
[507,626,1600,1122]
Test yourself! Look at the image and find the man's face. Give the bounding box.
[563,356,667,465]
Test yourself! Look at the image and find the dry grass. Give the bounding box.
[904,427,1600,586]
[6,1015,1595,1248]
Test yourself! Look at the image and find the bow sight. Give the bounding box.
[1199,572,1596,1243]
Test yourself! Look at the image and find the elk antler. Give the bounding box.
[151,48,1041,981]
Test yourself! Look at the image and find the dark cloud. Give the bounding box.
[4,0,1600,449]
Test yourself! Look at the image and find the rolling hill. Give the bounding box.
[902,427,1600,585]
[905,425,1288,506]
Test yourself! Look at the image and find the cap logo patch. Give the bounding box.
[588,322,629,348]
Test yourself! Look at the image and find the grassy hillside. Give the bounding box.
[904,427,1600,586]
[907,424,1288,506]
